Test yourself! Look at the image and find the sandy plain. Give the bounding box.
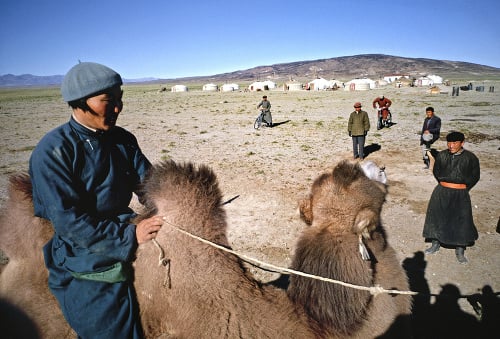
[0,81,499,333]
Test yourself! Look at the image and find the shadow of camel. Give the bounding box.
[0,298,40,338]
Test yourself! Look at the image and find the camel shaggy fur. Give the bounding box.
[0,174,73,338]
[0,160,411,338]
[289,160,412,338]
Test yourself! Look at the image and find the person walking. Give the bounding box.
[348,102,370,160]
[420,106,441,169]
[29,62,164,338]
[423,131,480,264]
[257,95,272,127]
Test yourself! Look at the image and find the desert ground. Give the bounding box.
[0,81,499,335]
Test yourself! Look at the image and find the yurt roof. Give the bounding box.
[309,77,329,84]
[347,78,374,84]
[250,80,276,85]
[221,83,239,91]
[427,74,443,82]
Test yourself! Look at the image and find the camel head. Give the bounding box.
[360,160,387,184]
[291,160,411,337]
[299,160,387,239]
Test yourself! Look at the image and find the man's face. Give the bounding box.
[426,110,434,118]
[447,140,464,154]
[80,86,123,131]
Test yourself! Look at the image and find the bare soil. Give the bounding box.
[1,82,499,327]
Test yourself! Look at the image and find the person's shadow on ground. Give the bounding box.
[270,250,500,338]
[269,120,291,128]
[427,284,481,338]
[402,251,500,338]
[466,285,500,338]
[363,143,381,158]
[403,252,432,339]
[378,121,397,129]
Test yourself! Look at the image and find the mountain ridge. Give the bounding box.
[1,54,499,87]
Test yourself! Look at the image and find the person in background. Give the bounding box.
[420,106,441,169]
[373,94,392,129]
[422,131,480,264]
[257,95,272,127]
[29,62,164,338]
[348,102,370,160]
[372,94,392,111]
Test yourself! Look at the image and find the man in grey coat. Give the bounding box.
[348,102,370,160]
[257,95,272,127]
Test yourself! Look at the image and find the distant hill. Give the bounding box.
[190,54,500,83]
[0,74,158,87]
[0,74,64,87]
[1,54,499,87]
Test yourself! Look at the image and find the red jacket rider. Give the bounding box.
[373,95,392,109]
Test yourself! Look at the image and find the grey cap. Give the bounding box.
[61,62,123,102]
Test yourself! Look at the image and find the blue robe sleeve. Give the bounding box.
[29,124,151,273]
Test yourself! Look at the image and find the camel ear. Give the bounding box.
[299,196,313,225]
[352,208,378,239]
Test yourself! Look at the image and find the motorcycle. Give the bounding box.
[376,106,392,130]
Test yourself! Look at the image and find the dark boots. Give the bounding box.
[455,247,468,264]
[423,157,430,169]
[425,241,468,264]
[425,240,440,254]
[423,149,431,169]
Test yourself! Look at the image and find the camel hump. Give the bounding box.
[8,172,32,201]
[145,160,219,194]
[139,160,223,214]
[332,160,366,189]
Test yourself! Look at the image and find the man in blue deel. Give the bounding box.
[29,62,164,338]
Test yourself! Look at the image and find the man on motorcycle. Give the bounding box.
[373,95,392,129]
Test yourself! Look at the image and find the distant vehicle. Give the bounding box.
[377,107,392,130]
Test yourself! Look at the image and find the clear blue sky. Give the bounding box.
[1,0,499,79]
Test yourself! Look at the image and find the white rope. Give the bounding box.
[158,219,418,297]
[152,238,171,288]
[152,239,165,266]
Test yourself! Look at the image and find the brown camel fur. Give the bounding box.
[0,174,73,338]
[288,160,412,338]
[132,161,321,337]
[0,160,411,338]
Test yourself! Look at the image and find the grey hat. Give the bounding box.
[61,62,123,102]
